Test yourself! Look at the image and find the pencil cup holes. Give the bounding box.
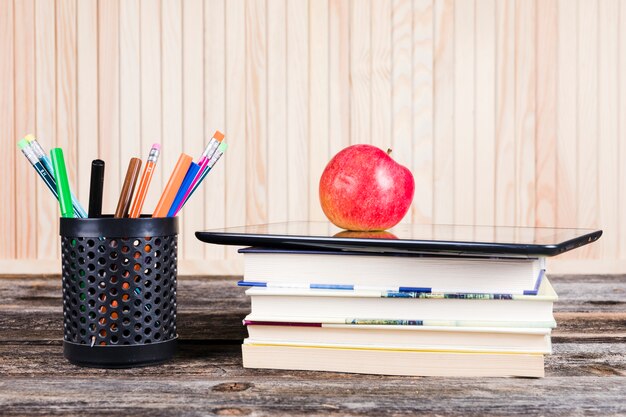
[62,234,177,345]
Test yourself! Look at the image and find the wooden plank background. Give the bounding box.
[1,0,625,273]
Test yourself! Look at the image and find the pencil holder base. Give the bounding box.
[64,338,177,368]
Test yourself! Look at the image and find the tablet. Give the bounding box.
[195,222,602,257]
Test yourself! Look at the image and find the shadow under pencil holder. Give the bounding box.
[60,216,179,368]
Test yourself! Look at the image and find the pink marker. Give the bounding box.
[173,131,224,214]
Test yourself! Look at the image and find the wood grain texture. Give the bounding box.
[203,0,227,260]
[140,0,163,215]
[286,0,309,222]
[597,0,619,259]
[453,0,474,225]
[34,0,58,259]
[77,0,99,205]
[0,274,625,416]
[621,0,626,259]
[474,0,496,226]
[2,0,626,270]
[555,0,578,263]
[56,0,78,195]
[433,0,454,224]
[119,0,142,203]
[0,0,15,259]
[267,0,288,224]
[225,0,247,259]
[349,0,371,146]
[98,0,120,214]
[329,0,351,156]
[182,0,206,259]
[162,0,184,253]
[309,0,330,221]
[535,0,557,228]
[245,0,268,226]
[577,0,599,258]
[495,0,516,227]
[14,0,37,259]
[392,0,414,225]
[514,0,535,227]
[411,0,433,224]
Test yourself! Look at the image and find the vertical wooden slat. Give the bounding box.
[371,0,391,152]
[309,0,329,221]
[267,0,287,223]
[412,0,434,225]
[245,0,268,225]
[454,0,474,225]
[556,0,577,230]
[474,0,496,226]
[14,0,37,258]
[0,0,15,258]
[56,0,78,200]
[391,0,412,225]
[182,0,205,258]
[120,0,141,194]
[140,0,162,213]
[495,0,515,226]
[98,0,120,214]
[161,0,183,253]
[514,0,536,227]
[432,0,454,224]
[329,0,350,156]
[204,0,226,259]
[598,0,619,259]
[577,0,599,257]
[350,0,371,145]
[225,0,246,256]
[620,0,626,258]
[77,0,99,205]
[535,0,557,228]
[35,0,57,259]
[286,0,309,221]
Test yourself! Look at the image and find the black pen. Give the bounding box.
[88,159,105,218]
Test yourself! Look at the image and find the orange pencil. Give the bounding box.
[152,153,193,218]
[129,143,161,218]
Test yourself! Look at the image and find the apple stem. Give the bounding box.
[387,148,393,156]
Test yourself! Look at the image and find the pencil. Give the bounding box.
[129,144,161,218]
[152,153,193,218]
[114,158,142,218]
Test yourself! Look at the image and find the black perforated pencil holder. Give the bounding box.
[60,216,178,368]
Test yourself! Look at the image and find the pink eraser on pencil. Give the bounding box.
[152,143,161,150]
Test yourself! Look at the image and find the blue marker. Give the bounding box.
[25,134,87,218]
[167,162,201,217]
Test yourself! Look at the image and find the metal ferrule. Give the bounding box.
[206,150,224,169]
[201,139,219,159]
[148,147,160,163]
[21,145,40,165]
[29,140,47,160]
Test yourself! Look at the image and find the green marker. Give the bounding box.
[50,148,74,218]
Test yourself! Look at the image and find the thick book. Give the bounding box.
[239,247,545,295]
[245,277,557,328]
[244,321,552,354]
[242,342,545,377]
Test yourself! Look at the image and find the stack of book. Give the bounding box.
[238,248,556,377]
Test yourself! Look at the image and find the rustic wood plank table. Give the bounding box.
[0,275,625,416]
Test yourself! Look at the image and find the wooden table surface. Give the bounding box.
[1,274,625,416]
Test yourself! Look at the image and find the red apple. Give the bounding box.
[319,144,415,231]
